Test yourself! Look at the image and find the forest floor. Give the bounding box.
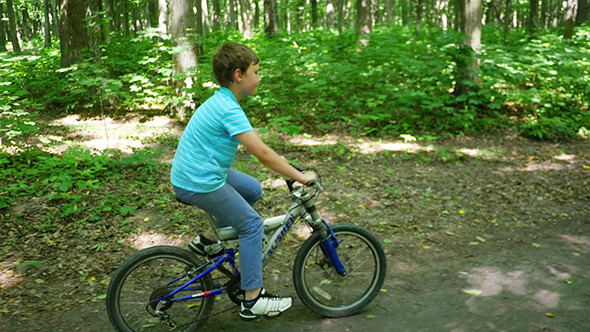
[1,115,589,331]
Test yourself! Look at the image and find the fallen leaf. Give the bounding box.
[463,289,482,295]
[476,236,486,243]
[445,231,455,236]
[532,243,541,248]
[565,280,573,284]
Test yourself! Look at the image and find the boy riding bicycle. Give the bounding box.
[170,43,316,320]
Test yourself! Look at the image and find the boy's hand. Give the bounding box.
[299,172,317,185]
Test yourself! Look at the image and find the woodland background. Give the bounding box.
[0,1,589,329]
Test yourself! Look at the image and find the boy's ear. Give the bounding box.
[232,68,243,83]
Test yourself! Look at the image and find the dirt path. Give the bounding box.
[1,117,589,331]
[3,221,589,332]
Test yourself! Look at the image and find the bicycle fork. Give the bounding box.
[317,220,347,276]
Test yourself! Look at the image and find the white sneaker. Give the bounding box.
[239,289,293,321]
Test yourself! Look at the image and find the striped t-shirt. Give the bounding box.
[171,87,253,193]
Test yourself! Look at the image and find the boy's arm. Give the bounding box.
[236,131,316,184]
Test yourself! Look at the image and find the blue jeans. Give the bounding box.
[173,169,264,291]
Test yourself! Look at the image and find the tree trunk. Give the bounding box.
[239,0,252,36]
[148,0,158,28]
[212,0,222,30]
[159,0,168,37]
[195,0,204,54]
[503,0,511,38]
[383,0,394,24]
[416,0,423,33]
[6,0,20,52]
[22,8,32,42]
[43,0,52,47]
[311,0,318,28]
[326,0,335,28]
[337,0,344,33]
[123,0,130,35]
[455,0,482,95]
[58,0,98,66]
[170,0,198,120]
[356,0,372,35]
[577,0,589,23]
[228,0,238,29]
[528,0,539,36]
[0,2,7,52]
[264,0,279,36]
[253,0,260,30]
[563,0,578,40]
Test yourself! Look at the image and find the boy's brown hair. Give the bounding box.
[213,43,259,87]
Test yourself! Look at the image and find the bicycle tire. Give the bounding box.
[293,223,386,317]
[106,246,215,332]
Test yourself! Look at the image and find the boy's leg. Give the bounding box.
[173,184,264,291]
[226,169,263,206]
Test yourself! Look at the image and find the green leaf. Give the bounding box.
[463,289,482,295]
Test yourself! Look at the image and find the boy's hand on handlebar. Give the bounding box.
[299,172,317,186]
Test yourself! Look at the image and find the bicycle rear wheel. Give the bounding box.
[293,223,386,317]
[106,246,215,332]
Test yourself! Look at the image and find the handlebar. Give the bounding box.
[286,165,323,192]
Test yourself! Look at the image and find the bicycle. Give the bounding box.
[106,168,387,331]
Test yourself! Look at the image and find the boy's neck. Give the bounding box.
[227,84,243,102]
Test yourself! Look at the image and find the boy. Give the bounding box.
[170,43,316,320]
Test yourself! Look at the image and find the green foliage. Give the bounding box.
[1,25,588,140]
[481,26,590,139]
[0,147,167,226]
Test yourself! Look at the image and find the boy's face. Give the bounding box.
[239,62,261,97]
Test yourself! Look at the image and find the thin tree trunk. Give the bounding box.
[159,0,168,37]
[239,0,252,36]
[383,0,394,24]
[326,0,335,28]
[0,2,7,52]
[264,0,279,36]
[170,0,198,119]
[123,0,130,35]
[337,0,344,33]
[228,0,238,29]
[356,0,372,35]
[455,0,482,95]
[44,0,52,47]
[577,0,589,23]
[253,0,260,30]
[195,0,204,54]
[563,0,578,40]
[212,0,221,30]
[528,0,539,36]
[22,8,32,42]
[311,0,318,28]
[6,0,20,52]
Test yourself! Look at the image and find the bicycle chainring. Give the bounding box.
[226,274,245,305]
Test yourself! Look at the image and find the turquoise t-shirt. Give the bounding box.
[171,87,253,193]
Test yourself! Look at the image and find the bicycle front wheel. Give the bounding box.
[106,246,215,332]
[293,223,386,317]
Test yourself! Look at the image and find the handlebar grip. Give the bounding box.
[307,180,324,191]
